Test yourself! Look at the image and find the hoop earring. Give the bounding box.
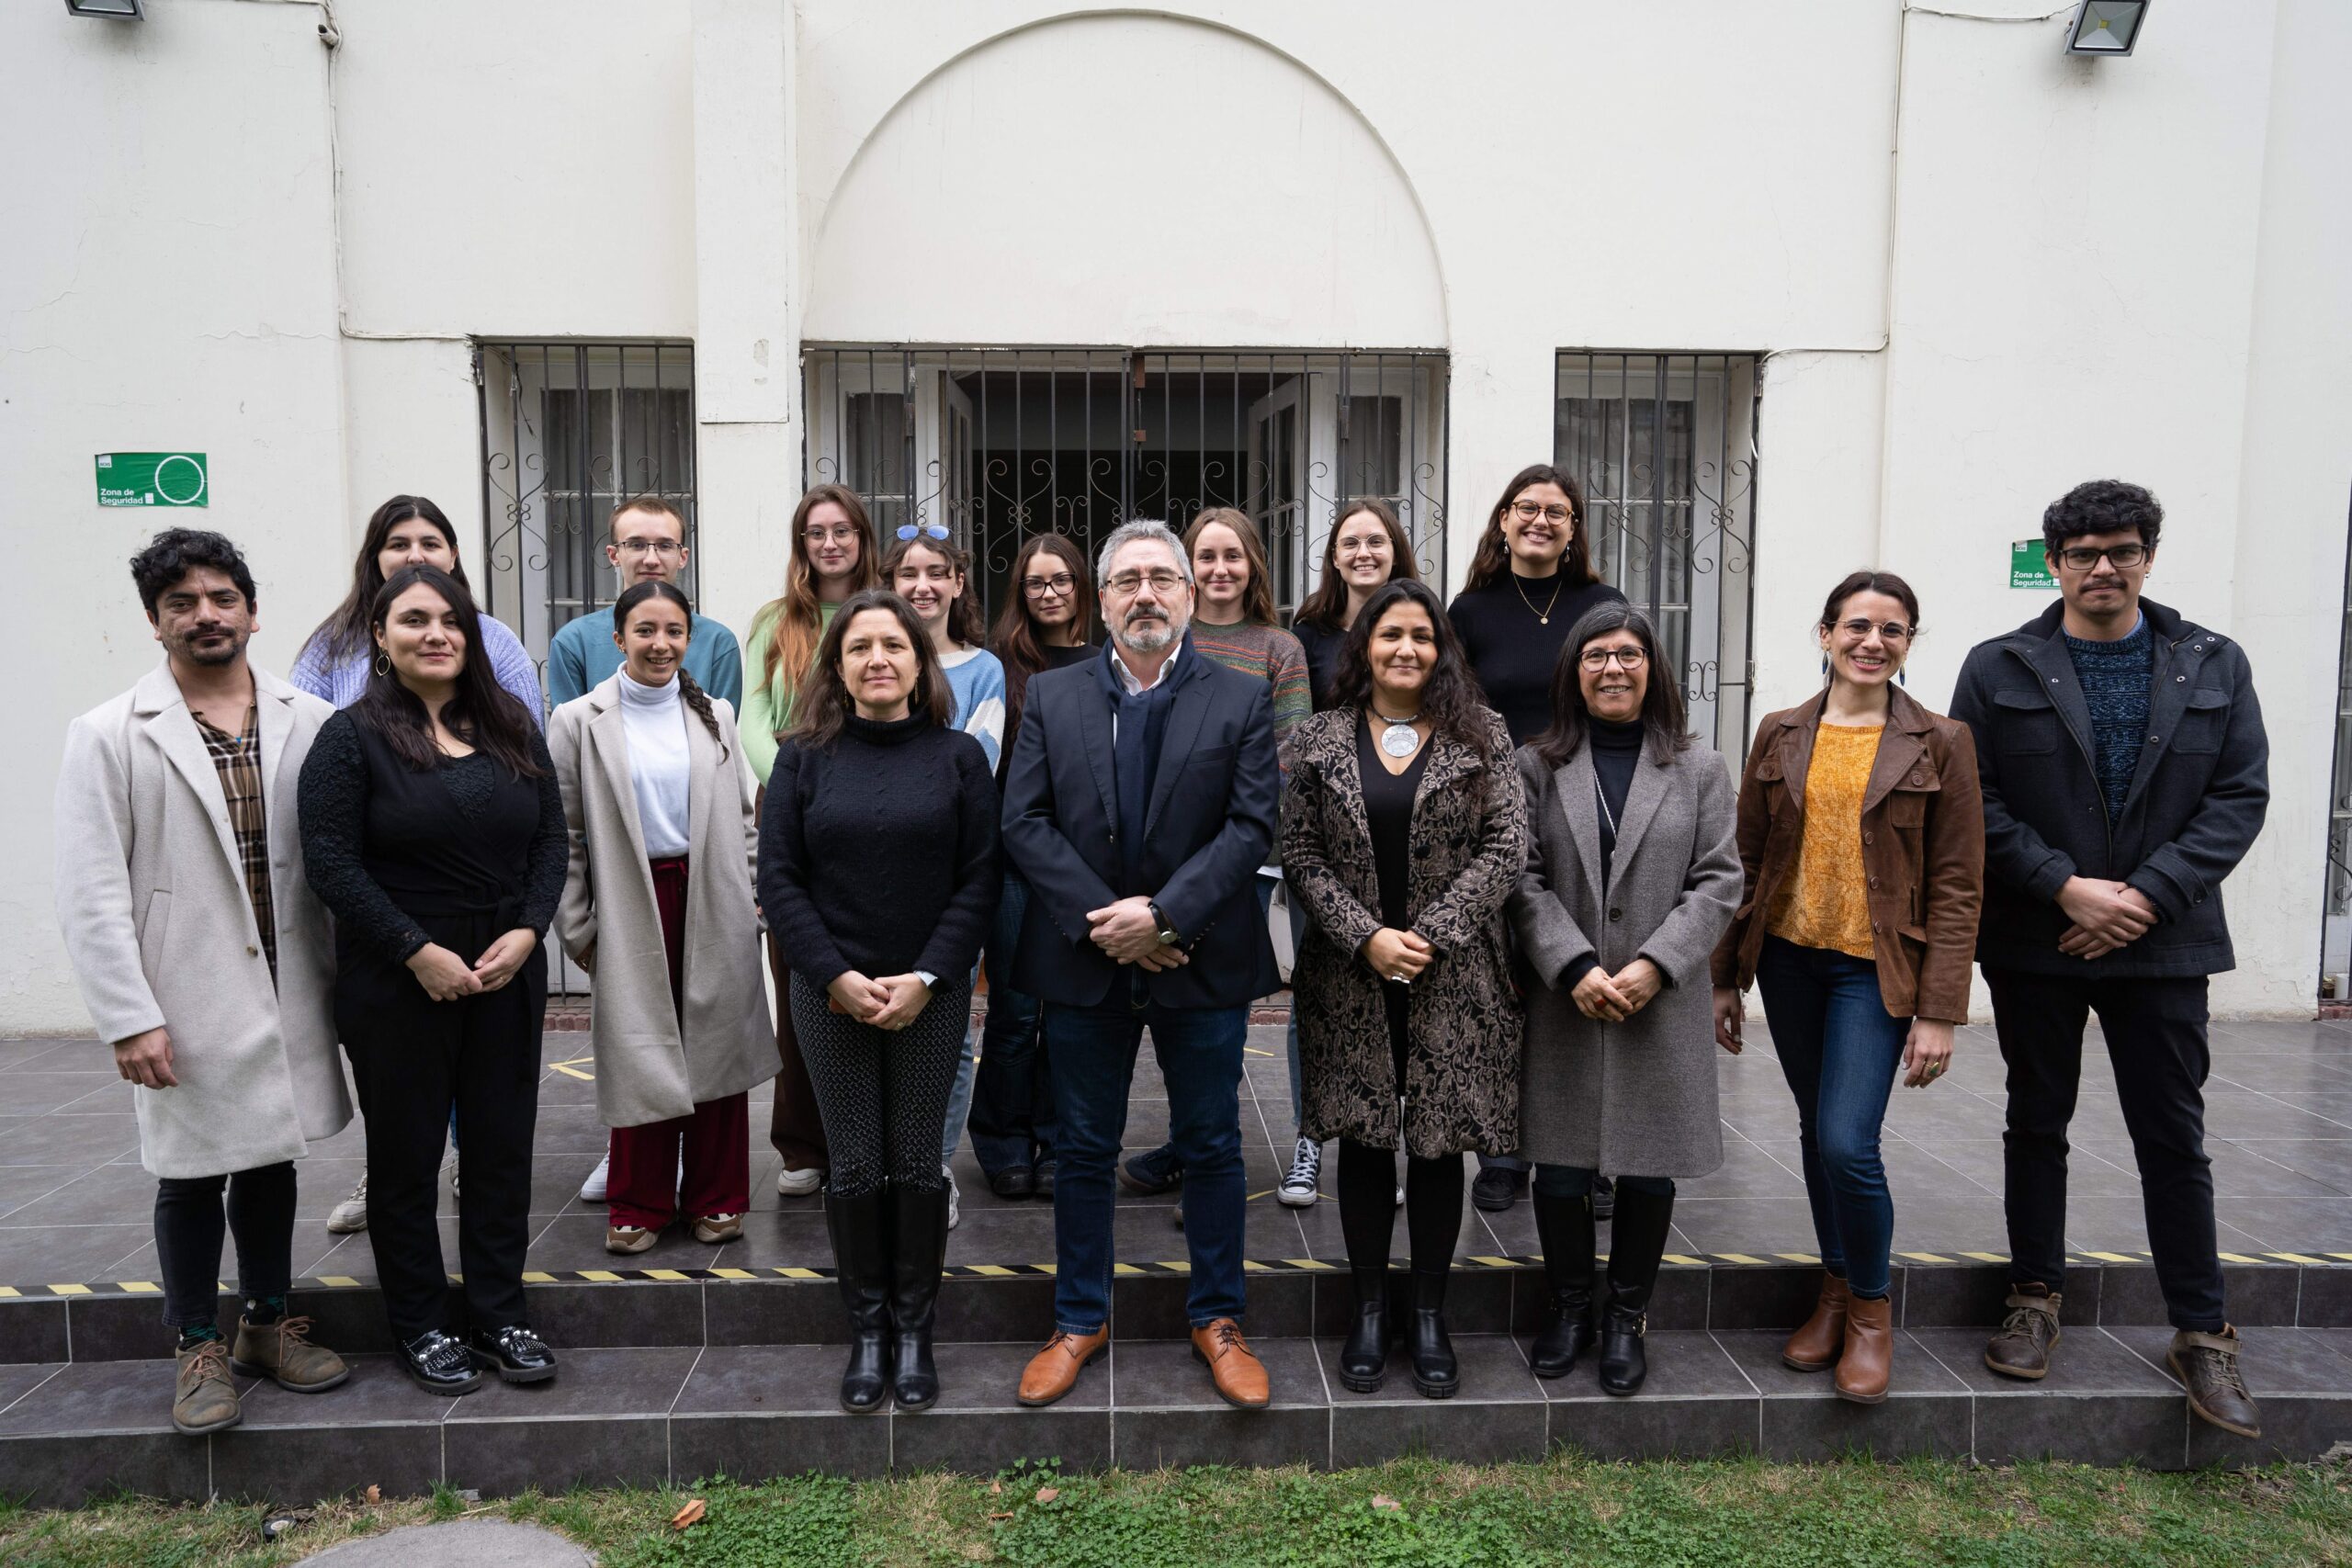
[374,652,390,677]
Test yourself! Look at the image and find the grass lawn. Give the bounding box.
[6,1454,2352,1566]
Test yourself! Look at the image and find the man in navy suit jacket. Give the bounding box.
[1000,520,1280,1412]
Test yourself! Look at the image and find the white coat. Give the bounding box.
[53,664,354,1179]
[549,675,775,1128]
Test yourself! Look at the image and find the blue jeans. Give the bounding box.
[1275,872,1306,1134]
[1046,977,1247,1332]
[1754,936,1911,1299]
[940,963,981,1169]
[967,871,1056,1176]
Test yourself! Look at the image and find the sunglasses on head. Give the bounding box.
[895,523,951,542]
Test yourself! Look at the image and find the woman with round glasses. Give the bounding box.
[969,535,1099,1201]
[1510,604,1741,1396]
[1710,570,1984,1405]
[1446,463,1625,1214]
[743,485,880,1201]
[1291,499,1421,714]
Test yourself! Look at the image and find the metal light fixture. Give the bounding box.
[63,0,145,16]
[2067,1,2149,56]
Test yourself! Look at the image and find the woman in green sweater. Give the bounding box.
[743,484,879,1196]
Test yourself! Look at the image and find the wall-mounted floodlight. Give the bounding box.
[64,0,145,16]
[2067,1,2148,56]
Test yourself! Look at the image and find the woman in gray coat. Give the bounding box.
[1510,604,1741,1396]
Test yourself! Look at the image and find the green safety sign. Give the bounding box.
[96,452,208,508]
[2009,538,2054,592]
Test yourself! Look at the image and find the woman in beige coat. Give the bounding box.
[550,582,774,1255]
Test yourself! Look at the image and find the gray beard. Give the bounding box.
[1115,613,1184,655]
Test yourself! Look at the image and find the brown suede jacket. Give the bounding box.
[1709,685,1985,1023]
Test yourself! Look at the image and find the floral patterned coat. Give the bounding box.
[1279,705,1528,1158]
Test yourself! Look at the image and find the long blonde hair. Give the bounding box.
[757,484,879,712]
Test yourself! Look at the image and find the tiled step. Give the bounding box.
[6,1326,2351,1506]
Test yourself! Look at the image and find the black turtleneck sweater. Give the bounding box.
[757,711,1001,987]
[1561,715,1647,990]
[1447,574,1628,747]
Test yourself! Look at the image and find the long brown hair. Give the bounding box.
[311,495,470,665]
[1461,463,1595,593]
[755,484,878,717]
[880,533,988,649]
[1292,498,1419,633]
[990,533,1096,739]
[787,591,954,752]
[1183,506,1279,627]
[354,565,546,778]
[1532,601,1690,768]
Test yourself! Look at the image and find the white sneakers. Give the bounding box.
[776,1166,823,1197]
[325,1174,368,1234]
[1279,1138,1323,1208]
[578,1152,611,1203]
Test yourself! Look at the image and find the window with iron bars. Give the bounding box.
[1555,352,1759,757]
[802,346,1448,621]
[477,342,698,675]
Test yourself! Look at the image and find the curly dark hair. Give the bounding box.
[2042,479,2163,554]
[130,528,256,617]
[1532,602,1691,768]
[1328,578,1491,751]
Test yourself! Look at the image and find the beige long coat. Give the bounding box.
[550,675,774,1128]
[54,664,353,1179]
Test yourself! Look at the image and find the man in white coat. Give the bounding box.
[55,529,356,1436]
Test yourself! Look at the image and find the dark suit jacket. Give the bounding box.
[1000,642,1282,1010]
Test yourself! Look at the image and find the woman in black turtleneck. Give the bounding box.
[1446,463,1627,1213]
[1507,604,1741,1400]
[758,590,1000,1416]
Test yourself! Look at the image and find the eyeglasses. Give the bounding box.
[1104,570,1187,596]
[1579,647,1647,671]
[895,522,951,543]
[615,538,684,557]
[1837,619,1913,642]
[1509,501,1573,525]
[1022,571,1076,597]
[2054,543,2148,571]
[803,525,860,545]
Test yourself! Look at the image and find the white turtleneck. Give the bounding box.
[618,667,692,858]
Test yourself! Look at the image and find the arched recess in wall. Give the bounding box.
[804,13,1446,347]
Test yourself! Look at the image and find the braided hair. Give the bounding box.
[612,581,725,745]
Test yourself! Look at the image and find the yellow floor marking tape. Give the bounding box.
[319,1276,364,1288]
[2269,1252,2326,1265]
[967,1265,1018,1278]
[2082,1251,2138,1263]
[47,1284,90,1295]
[1159,1260,1192,1273]
[1713,1253,1768,1266]
[2219,1252,2264,1264]
[577,1269,622,1282]
[1469,1257,1516,1269]
[1286,1258,1340,1270]
[1776,1253,1821,1265]
[775,1268,825,1280]
[642,1269,690,1281]
[520,1271,559,1284]
[1960,1252,2009,1263]
[1898,1252,1952,1264]
[709,1269,756,1280]
[119,1281,160,1293]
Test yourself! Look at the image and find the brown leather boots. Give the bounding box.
[1781,1270,1890,1403]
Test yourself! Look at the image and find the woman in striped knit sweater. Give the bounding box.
[1118,507,1314,1208]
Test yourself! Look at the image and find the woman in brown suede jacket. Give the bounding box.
[1710,570,1984,1406]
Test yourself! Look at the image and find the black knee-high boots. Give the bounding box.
[1530,1189,1597,1377]
[824,1184,891,1413]
[888,1181,950,1410]
[1598,1184,1674,1396]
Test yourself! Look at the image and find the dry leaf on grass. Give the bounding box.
[1035,1485,1060,1503]
[988,1511,1014,1521]
[989,1480,1002,1495]
[1372,1495,1401,1511]
[364,1485,381,1506]
[671,1498,707,1530]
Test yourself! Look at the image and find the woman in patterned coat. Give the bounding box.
[1281,578,1526,1402]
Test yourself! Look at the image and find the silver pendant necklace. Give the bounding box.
[1373,708,1423,759]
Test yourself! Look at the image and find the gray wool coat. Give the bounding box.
[1281,705,1527,1160]
[550,677,775,1129]
[1509,737,1742,1178]
[54,664,353,1179]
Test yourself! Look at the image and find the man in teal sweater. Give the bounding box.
[544,496,742,709]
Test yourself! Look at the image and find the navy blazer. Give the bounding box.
[1000,643,1282,1009]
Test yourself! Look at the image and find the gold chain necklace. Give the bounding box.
[1512,573,1564,626]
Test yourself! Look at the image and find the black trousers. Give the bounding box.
[338,916,546,1343]
[154,1162,296,1331]
[1985,966,2224,1332]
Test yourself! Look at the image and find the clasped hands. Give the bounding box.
[1089,896,1188,972]
[1571,957,1662,1023]
[2055,875,2158,960]
[826,971,933,1031]
[405,929,539,1002]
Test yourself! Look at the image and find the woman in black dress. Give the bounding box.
[1446,462,1626,1213]
[299,565,565,1395]
[758,590,1000,1414]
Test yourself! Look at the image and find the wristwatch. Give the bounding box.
[1147,902,1181,946]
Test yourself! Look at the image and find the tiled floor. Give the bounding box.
[6,1017,2352,1290]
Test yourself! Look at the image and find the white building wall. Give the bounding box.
[4,0,2343,1028]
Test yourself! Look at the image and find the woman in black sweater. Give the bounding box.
[758,589,1000,1414]
[1446,462,1626,1211]
[298,565,566,1396]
